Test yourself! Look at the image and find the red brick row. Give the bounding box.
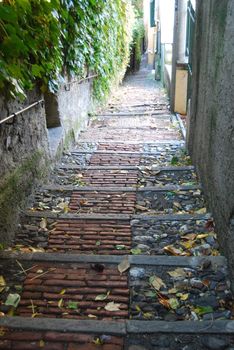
[0,330,123,350]
[97,143,141,152]
[48,220,131,254]
[17,263,129,320]
[79,169,138,187]
[89,154,141,166]
[69,192,136,214]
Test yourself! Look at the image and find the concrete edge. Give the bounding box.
[41,184,201,193]
[58,165,195,171]
[0,317,234,335]
[76,140,185,145]
[0,317,126,335]
[24,211,211,222]
[126,320,234,334]
[0,252,226,267]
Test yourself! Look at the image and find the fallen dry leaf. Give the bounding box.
[39,218,47,230]
[163,245,187,256]
[167,268,187,279]
[0,276,6,293]
[149,275,166,291]
[104,302,121,312]
[118,257,130,274]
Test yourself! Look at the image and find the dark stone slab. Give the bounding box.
[0,317,126,335]
[127,320,234,334]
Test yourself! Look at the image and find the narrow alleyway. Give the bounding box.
[0,66,234,349]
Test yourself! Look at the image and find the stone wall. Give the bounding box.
[0,78,93,243]
[188,0,234,285]
[45,78,93,157]
[0,88,50,243]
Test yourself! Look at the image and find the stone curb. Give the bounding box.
[77,140,185,145]
[0,317,126,335]
[0,252,226,267]
[94,112,170,117]
[126,320,234,334]
[42,184,201,193]
[24,211,211,222]
[0,317,234,335]
[58,165,195,171]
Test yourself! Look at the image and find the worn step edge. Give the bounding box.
[57,165,195,171]
[126,320,234,334]
[77,140,185,145]
[0,317,234,335]
[24,211,211,222]
[41,184,201,192]
[95,112,170,117]
[0,317,126,335]
[71,150,179,155]
[0,252,226,267]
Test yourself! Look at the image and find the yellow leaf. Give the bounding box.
[196,208,207,214]
[58,298,63,308]
[163,245,187,256]
[0,327,6,336]
[177,293,189,301]
[169,298,180,309]
[181,233,197,241]
[167,268,187,279]
[0,276,6,293]
[7,307,15,316]
[168,288,178,294]
[39,340,45,348]
[197,233,209,239]
[39,218,47,230]
[135,305,141,312]
[60,289,66,295]
[149,276,166,290]
[118,256,130,274]
[180,240,195,249]
[143,312,154,319]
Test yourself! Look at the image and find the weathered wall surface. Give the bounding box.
[188,0,234,284]
[0,79,93,243]
[0,88,50,243]
[45,79,92,157]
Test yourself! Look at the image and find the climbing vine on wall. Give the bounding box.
[0,0,134,100]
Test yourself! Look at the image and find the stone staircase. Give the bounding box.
[0,69,233,350]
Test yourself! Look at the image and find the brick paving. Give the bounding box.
[1,64,234,350]
[47,220,132,254]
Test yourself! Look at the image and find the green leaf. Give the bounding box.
[194,306,213,315]
[5,293,21,308]
[131,248,142,255]
[67,301,79,309]
[115,244,126,250]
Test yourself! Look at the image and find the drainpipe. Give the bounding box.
[170,0,187,112]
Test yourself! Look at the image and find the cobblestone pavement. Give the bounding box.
[0,67,234,350]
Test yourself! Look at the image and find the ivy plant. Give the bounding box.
[0,0,134,101]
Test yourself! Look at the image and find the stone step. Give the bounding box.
[0,251,226,266]
[41,184,201,192]
[57,165,195,171]
[0,317,234,335]
[1,318,234,350]
[24,211,210,221]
